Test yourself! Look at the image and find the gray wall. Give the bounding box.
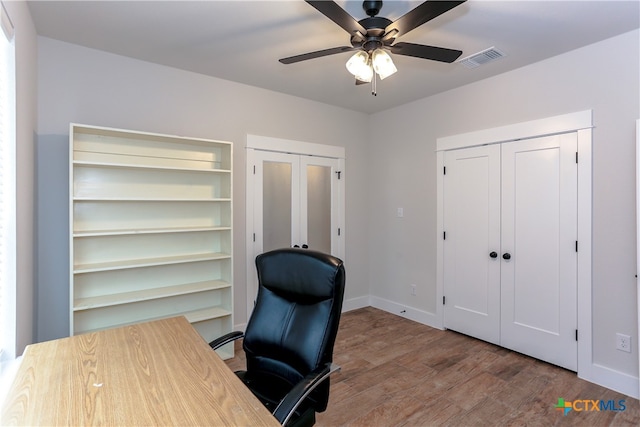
[34,26,640,394]
[35,134,68,342]
[35,37,371,341]
[5,0,37,356]
[368,30,640,381]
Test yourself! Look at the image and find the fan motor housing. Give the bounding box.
[351,16,392,50]
[359,16,392,32]
[363,0,383,17]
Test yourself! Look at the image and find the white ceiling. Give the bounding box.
[27,0,640,114]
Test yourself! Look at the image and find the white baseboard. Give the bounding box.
[369,296,443,330]
[243,293,640,400]
[342,295,370,312]
[233,322,247,333]
[365,297,639,400]
[581,363,639,399]
[340,295,441,332]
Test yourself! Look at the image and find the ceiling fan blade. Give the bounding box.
[390,42,462,63]
[385,0,466,39]
[279,46,358,64]
[306,0,367,36]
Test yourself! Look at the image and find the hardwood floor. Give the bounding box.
[225,307,639,426]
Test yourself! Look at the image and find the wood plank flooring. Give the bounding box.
[225,307,639,426]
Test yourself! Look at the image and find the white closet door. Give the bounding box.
[300,156,340,255]
[252,152,340,253]
[247,150,342,310]
[500,133,578,371]
[253,150,301,253]
[443,144,501,345]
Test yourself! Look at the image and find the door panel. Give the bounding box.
[443,133,578,371]
[253,151,300,253]
[263,160,294,252]
[303,161,333,254]
[443,145,501,345]
[500,133,578,371]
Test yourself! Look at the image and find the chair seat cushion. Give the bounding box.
[236,370,293,410]
[236,370,317,427]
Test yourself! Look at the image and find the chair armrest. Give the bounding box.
[273,363,341,426]
[209,331,244,350]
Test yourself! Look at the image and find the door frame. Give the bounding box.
[636,118,640,397]
[436,110,592,377]
[245,135,345,319]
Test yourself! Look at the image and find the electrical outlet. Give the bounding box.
[616,333,631,353]
[410,284,416,296]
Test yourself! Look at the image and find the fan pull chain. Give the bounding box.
[371,72,377,96]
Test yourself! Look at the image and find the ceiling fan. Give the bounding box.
[279,0,467,94]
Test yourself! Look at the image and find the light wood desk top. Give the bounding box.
[1,316,279,426]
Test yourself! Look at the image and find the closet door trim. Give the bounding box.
[436,110,592,379]
[436,110,592,152]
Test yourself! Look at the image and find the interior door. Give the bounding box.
[252,151,340,253]
[500,133,578,371]
[254,151,301,253]
[248,149,342,307]
[443,144,501,345]
[443,133,578,371]
[300,156,339,254]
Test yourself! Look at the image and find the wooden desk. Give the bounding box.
[1,316,279,426]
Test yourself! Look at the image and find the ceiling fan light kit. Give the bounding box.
[371,49,397,80]
[280,0,467,96]
[346,50,373,82]
[346,48,396,84]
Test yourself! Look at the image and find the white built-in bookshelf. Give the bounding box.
[69,124,233,358]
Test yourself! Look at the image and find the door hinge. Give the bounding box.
[443,166,446,175]
[335,171,342,179]
[575,241,578,252]
[338,227,341,236]
[575,329,578,341]
[443,231,446,240]
[575,152,578,164]
[443,296,446,305]
[253,165,256,174]
[253,233,256,242]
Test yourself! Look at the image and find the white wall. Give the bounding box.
[367,30,640,393]
[32,16,640,397]
[35,37,371,341]
[4,0,37,355]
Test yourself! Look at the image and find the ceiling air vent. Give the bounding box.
[458,47,506,69]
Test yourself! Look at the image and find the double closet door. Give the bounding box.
[443,133,578,371]
[246,147,344,314]
[251,150,341,254]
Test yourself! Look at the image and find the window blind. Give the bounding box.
[0,0,16,367]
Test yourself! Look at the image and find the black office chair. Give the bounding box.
[209,248,345,427]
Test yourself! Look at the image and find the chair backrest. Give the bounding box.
[243,248,345,411]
